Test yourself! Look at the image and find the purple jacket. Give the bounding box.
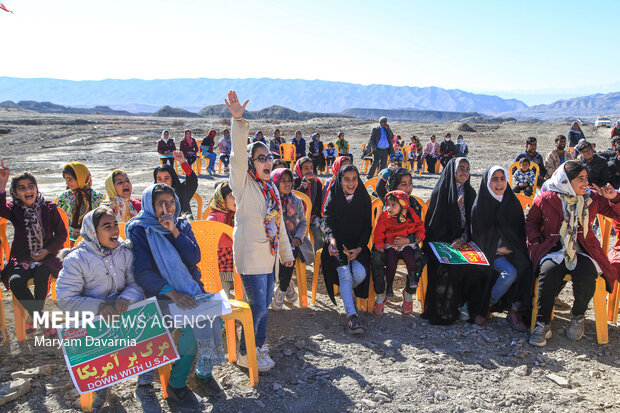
[0,191,68,288]
[157,139,176,155]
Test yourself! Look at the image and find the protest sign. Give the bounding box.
[429,241,489,266]
[58,297,178,393]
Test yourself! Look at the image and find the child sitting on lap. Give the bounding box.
[372,190,425,316]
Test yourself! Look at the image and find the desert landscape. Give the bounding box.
[1,109,620,412]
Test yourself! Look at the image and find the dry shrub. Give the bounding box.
[171,119,185,127]
[218,118,231,126]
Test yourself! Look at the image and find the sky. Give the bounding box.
[0,0,618,104]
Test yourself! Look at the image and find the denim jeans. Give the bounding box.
[239,271,274,355]
[337,260,366,317]
[220,154,230,168]
[490,256,518,304]
[203,152,217,170]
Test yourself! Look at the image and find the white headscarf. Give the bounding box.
[486,165,507,203]
[161,130,170,143]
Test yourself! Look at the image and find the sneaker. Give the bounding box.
[529,321,552,347]
[372,301,384,317]
[459,304,469,321]
[271,288,285,311]
[237,350,274,372]
[224,167,230,174]
[401,290,413,315]
[134,384,162,413]
[91,388,109,412]
[165,385,201,410]
[196,375,225,399]
[284,282,298,303]
[347,315,364,335]
[258,345,275,368]
[567,314,585,341]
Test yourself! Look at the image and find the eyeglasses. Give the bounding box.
[253,154,275,163]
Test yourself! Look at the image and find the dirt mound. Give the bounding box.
[457,122,476,132]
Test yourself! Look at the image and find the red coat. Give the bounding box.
[373,210,425,249]
[525,190,620,291]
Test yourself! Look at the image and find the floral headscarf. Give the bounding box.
[385,190,416,223]
[64,162,94,229]
[104,169,138,223]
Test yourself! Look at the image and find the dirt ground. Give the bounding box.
[1,109,620,412]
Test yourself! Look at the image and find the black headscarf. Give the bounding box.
[322,164,372,304]
[376,167,423,218]
[152,164,198,216]
[471,166,528,268]
[424,157,476,243]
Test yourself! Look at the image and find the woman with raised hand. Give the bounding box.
[526,161,620,347]
[226,90,294,372]
[471,166,531,332]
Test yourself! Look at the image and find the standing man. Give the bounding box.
[439,133,456,167]
[544,135,574,178]
[366,117,394,178]
[576,140,611,187]
[514,137,547,187]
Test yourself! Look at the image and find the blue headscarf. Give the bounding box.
[125,184,202,296]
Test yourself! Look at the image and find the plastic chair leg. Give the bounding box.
[608,281,619,323]
[417,267,428,310]
[225,319,236,362]
[50,278,57,301]
[367,276,375,312]
[80,393,94,412]
[530,278,539,333]
[593,277,609,344]
[0,291,6,344]
[295,257,308,308]
[159,364,171,398]
[311,250,322,306]
[12,295,27,342]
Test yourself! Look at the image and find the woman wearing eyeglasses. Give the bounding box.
[226,91,294,373]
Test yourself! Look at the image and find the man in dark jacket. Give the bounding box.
[514,137,547,187]
[606,137,620,188]
[576,140,610,187]
[439,133,456,167]
[366,117,395,178]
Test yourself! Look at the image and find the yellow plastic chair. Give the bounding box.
[189,220,259,386]
[508,161,540,196]
[530,274,609,344]
[598,215,620,323]
[401,145,412,170]
[0,217,9,270]
[360,144,372,174]
[364,177,378,196]
[279,143,297,169]
[516,194,533,211]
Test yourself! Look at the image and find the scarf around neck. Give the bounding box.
[14,194,45,256]
[247,164,281,256]
[543,164,591,270]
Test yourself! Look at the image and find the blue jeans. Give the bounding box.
[337,260,366,317]
[239,271,274,355]
[490,256,518,305]
[203,152,217,170]
[220,154,230,168]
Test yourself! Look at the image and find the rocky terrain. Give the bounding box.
[0,110,619,412]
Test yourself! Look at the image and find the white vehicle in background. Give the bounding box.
[595,116,612,128]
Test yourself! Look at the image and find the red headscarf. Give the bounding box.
[385,190,416,223]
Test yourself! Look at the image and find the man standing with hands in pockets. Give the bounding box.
[366,117,395,178]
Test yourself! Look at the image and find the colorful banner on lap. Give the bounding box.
[429,241,489,266]
[58,297,179,394]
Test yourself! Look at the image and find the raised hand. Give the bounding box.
[592,183,618,200]
[172,150,186,164]
[0,159,9,190]
[224,90,249,119]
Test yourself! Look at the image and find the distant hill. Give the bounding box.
[198,104,346,121]
[504,91,620,120]
[342,108,484,123]
[0,77,528,115]
[154,105,201,118]
[0,100,132,116]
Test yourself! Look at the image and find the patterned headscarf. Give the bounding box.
[64,162,94,229]
[209,181,233,214]
[385,190,416,223]
[104,169,137,223]
[542,163,591,270]
[248,143,281,255]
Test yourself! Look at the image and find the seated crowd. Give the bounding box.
[1,92,620,411]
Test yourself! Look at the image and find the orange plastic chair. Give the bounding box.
[516,194,533,211]
[279,143,297,169]
[189,220,259,386]
[0,217,9,270]
[420,157,442,175]
[192,193,203,220]
[360,144,372,174]
[508,161,540,196]
[290,190,312,308]
[598,215,620,323]
[364,177,378,197]
[203,206,213,219]
[401,145,412,170]
[530,274,609,344]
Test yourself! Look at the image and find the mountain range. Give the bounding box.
[0,77,618,121]
[0,77,527,115]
